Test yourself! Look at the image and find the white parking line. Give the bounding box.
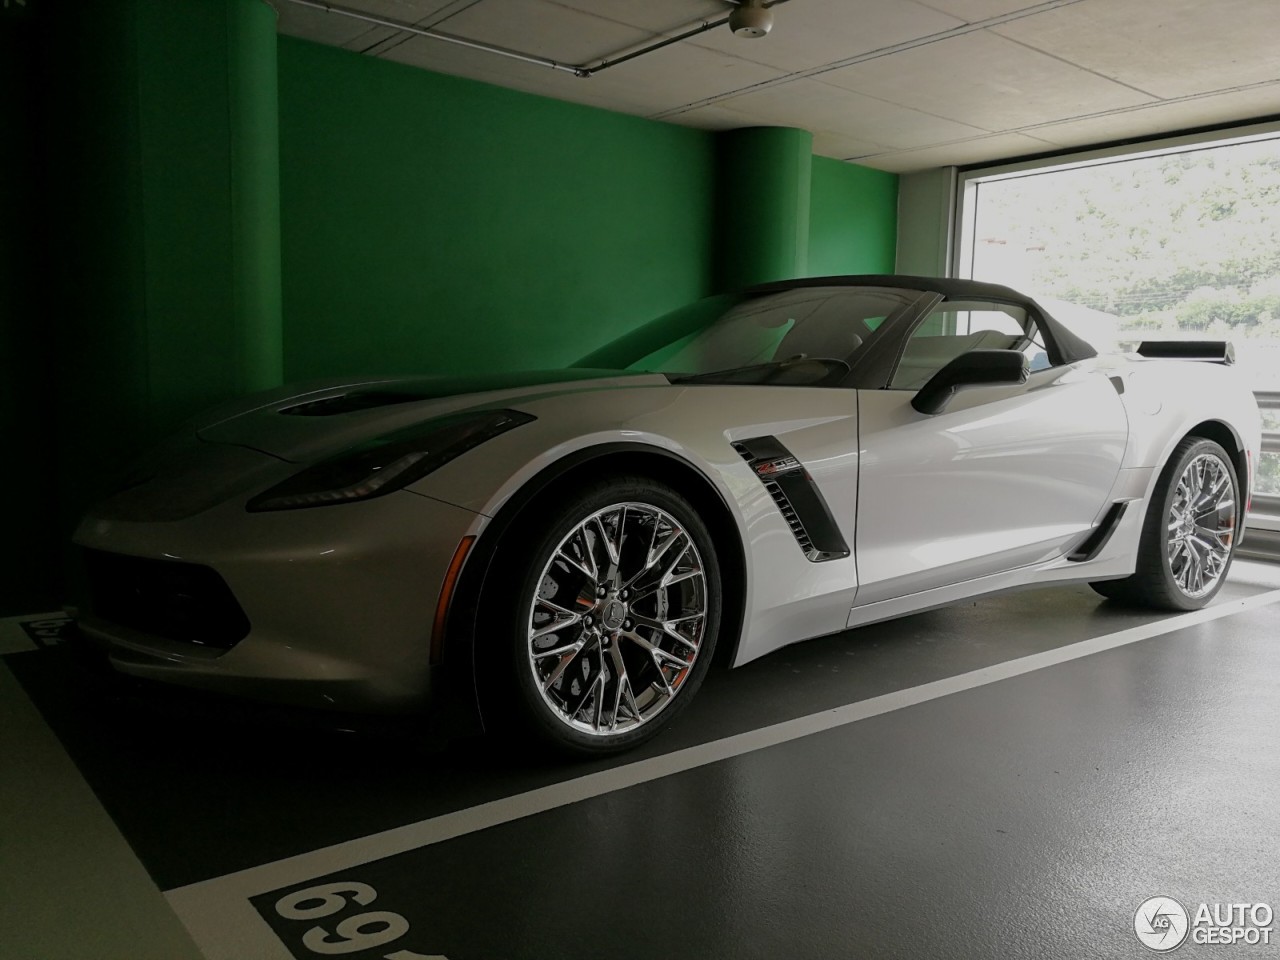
[166,587,1280,960]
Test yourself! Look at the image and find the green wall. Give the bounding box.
[277,42,899,381]
[1,13,898,615]
[277,38,718,380]
[808,155,899,277]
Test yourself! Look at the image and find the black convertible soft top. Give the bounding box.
[749,274,1099,366]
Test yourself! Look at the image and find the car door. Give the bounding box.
[853,299,1128,606]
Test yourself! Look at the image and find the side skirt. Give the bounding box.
[844,555,1134,631]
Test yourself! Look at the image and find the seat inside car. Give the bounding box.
[775,322,864,364]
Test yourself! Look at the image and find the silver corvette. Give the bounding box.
[73,276,1262,754]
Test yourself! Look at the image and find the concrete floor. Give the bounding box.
[3,562,1280,959]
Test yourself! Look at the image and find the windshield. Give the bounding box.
[576,286,922,386]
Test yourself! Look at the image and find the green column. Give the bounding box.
[715,127,813,289]
[134,0,283,434]
[229,0,285,394]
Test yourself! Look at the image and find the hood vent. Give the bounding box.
[279,391,427,417]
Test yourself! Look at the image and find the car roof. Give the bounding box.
[748,272,1032,302]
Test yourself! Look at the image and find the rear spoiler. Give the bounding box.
[1136,340,1235,365]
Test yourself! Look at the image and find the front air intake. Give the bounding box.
[82,549,251,649]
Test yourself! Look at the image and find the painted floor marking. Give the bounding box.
[0,617,43,655]
[166,587,1280,960]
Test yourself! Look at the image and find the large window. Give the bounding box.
[955,128,1280,502]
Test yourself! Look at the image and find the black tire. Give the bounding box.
[483,475,722,757]
[1090,437,1239,611]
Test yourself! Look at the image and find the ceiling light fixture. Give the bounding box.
[729,0,773,39]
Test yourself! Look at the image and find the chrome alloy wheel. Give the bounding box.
[525,502,708,737]
[1167,452,1236,599]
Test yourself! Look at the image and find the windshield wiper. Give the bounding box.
[669,356,849,386]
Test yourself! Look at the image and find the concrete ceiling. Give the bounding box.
[273,0,1280,173]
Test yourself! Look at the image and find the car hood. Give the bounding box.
[195,368,670,462]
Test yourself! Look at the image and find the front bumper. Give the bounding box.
[73,486,484,717]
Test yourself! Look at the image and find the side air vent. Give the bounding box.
[1068,501,1129,562]
[733,438,850,563]
[762,477,816,554]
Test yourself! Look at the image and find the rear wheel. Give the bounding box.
[1091,437,1239,610]
[487,476,721,756]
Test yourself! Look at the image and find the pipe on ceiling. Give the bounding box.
[279,0,791,79]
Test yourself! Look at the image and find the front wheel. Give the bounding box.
[1091,437,1239,610]
[491,477,722,756]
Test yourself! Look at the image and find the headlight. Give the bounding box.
[246,410,533,512]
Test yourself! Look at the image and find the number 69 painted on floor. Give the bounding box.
[275,882,446,959]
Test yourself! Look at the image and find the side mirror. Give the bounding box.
[911,349,1028,415]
